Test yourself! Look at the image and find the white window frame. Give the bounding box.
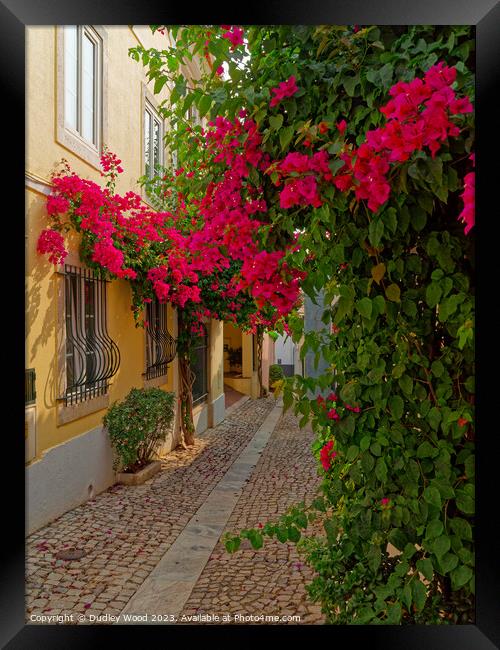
[144,98,164,180]
[56,25,107,169]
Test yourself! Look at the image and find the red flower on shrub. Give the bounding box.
[320,440,337,471]
[327,408,340,421]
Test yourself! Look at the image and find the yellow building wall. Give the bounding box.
[25,25,185,461]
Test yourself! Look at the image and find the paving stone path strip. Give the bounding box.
[26,396,325,625]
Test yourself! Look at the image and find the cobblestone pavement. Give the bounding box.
[179,408,325,625]
[26,397,276,623]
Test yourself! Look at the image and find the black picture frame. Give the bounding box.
[5,0,498,646]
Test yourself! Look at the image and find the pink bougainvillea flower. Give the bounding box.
[37,229,68,266]
[320,440,337,471]
[336,119,347,135]
[327,408,340,421]
[222,26,244,50]
[269,75,299,108]
[458,170,475,235]
[380,497,391,507]
[216,65,224,76]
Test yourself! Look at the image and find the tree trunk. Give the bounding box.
[177,310,196,447]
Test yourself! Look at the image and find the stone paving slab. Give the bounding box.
[25,397,277,624]
[119,403,283,622]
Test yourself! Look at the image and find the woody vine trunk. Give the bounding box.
[177,309,196,447]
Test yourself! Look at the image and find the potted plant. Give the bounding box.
[103,387,175,486]
[269,363,285,387]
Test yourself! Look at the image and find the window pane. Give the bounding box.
[153,119,161,172]
[144,109,151,177]
[81,33,95,143]
[64,26,78,130]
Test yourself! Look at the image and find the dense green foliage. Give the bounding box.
[104,387,175,472]
[269,364,285,384]
[132,24,474,624]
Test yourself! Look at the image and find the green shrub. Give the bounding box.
[269,364,285,384]
[103,387,175,472]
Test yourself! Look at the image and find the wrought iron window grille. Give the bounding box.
[59,265,120,405]
[192,324,209,406]
[144,298,177,380]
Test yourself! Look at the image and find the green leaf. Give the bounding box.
[450,518,473,541]
[360,436,371,452]
[398,374,413,396]
[225,537,241,553]
[431,360,444,377]
[154,76,168,95]
[269,114,284,131]
[416,558,434,581]
[402,582,412,609]
[425,519,444,539]
[438,552,459,574]
[280,125,295,150]
[423,486,442,509]
[432,535,451,558]
[426,283,442,308]
[198,94,212,118]
[386,602,402,624]
[456,492,475,515]
[379,63,394,88]
[346,445,359,461]
[361,451,375,473]
[369,219,384,247]
[385,283,401,302]
[375,457,388,482]
[287,526,301,543]
[417,441,436,459]
[312,497,326,512]
[412,579,427,611]
[324,518,338,544]
[450,565,473,590]
[295,512,308,529]
[356,297,373,319]
[248,531,264,549]
[276,526,288,543]
[343,74,359,97]
[411,206,427,231]
[368,545,382,573]
[428,407,442,431]
[389,395,404,420]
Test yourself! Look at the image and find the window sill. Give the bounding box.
[143,374,169,389]
[56,124,102,170]
[57,393,110,426]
